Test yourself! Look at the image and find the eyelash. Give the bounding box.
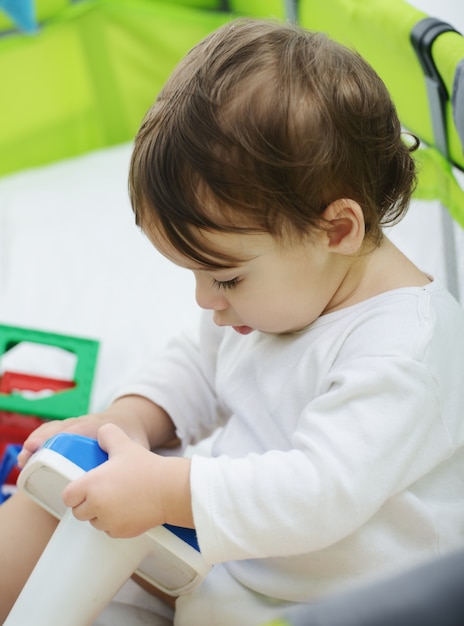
[211,277,240,291]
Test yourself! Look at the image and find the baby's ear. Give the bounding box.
[321,199,365,254]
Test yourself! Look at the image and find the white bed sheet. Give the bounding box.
[0,143,199,414]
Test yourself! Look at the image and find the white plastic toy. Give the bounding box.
[4,433,210,626]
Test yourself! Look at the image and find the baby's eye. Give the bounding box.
[211,277,240,291]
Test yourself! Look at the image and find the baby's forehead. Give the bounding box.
[145,222,272,271]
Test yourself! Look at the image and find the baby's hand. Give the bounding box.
[17,414,105,468]
[62,424,167,537]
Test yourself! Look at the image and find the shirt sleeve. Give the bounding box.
[115,312,228,445]
[190,354,454,564]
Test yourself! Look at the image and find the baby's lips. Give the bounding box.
[232,325,254,335]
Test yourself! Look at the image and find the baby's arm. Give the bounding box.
[17,394,176,467]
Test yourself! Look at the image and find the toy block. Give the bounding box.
[0,324,99,420]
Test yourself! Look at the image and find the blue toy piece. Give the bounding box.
[0,443,21,503]
[41,432,109,471]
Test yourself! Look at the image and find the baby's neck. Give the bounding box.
[328,237,431,313]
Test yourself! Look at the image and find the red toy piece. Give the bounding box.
[0,372,71,485]
[0,411,45,485]
[0,371,75,395]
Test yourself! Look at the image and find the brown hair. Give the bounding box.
[129,18,418,267]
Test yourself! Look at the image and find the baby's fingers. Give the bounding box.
[17,419,75,467]
[62,475,88,512]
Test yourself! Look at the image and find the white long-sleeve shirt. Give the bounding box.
[118,281,464,603]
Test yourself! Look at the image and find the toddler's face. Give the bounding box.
[149,228,350,335]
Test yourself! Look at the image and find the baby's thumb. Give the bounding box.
[97,423,129,457]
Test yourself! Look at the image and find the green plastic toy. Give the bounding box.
[0,324,99,420]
